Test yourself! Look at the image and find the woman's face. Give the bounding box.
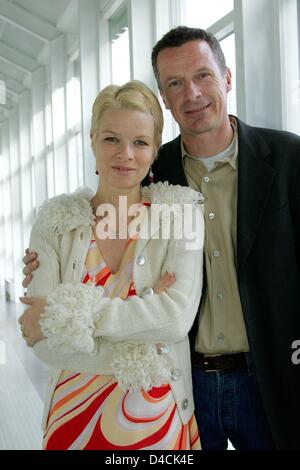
[93,108,156,191]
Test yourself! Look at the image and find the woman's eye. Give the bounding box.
[105,137,118,143]
[135,140,148,146]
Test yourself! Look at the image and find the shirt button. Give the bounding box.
[141,287,154,297]
[208,212,215,220]
[213,250,220,257]
[217,291,223,300]
[217,334,225,341]
[181,398,189,410]
[136,255,146,266]
[203,176,210,183]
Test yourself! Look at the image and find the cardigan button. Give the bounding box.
[157,344,170,355]
[136,255,146,266]
[181,398,189,410]
[171,368,182,381]
[141,287,154,297]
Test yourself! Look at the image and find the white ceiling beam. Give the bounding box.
[0,72,23,93]
[0,14,5,39]
[0,104,11,112]
[0,0,60,42]
[0,41,37,72]
[6,87,19,102]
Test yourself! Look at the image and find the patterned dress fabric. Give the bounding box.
[43,204,200,450]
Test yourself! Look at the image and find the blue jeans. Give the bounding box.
[192,354,274,450]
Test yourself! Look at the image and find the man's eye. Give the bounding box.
[198,73,210,79]
[168,80,181,88]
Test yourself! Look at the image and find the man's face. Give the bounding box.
[156,40,232,138]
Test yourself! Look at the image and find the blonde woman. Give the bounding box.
[19,80,204,450]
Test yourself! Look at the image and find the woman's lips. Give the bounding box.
[112,166,136,175]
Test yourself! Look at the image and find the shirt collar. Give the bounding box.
[181,116,238,171]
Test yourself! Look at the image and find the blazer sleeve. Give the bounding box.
[293,164,300,269]
[39,205,204,354]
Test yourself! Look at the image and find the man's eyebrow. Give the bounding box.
[163,67,212,83]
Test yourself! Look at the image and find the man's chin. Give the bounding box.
[184,121,216,137]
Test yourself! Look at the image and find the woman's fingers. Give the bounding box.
[22,274,33,288]
[22,250,37,265]
[22,251,39,287]
[153,272,176,294]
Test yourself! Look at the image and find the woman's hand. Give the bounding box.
[153,272,176,294]
[18,296,47,347]
[22,248,39,288]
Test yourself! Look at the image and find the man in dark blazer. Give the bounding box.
[149,26,300,449]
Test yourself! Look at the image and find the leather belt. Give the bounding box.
[193,352,248,372]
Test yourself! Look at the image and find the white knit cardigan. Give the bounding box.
[27,182,204,426]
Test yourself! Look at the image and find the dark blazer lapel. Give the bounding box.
[154,136,188,186]
[236,119,276,274]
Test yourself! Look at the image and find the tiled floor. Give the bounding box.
[0,290,48,450]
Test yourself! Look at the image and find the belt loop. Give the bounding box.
[245,351,255,375]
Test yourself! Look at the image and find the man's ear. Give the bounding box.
[225,67,232,93]
[160,90,170,110]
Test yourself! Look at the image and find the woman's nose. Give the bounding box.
[117,143,134,159]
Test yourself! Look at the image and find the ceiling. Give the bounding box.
[0,0,79,123]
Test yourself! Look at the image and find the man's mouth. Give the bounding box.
[185,103,211,115]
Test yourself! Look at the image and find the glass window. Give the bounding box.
[298,0,300,75]
[109,6,131,84]
[184,0,234,29]
[220,34,237,116]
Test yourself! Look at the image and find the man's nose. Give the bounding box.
[185,81,203,100]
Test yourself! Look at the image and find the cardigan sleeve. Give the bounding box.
[39,205,204,353]
[26,221,61,298]
[27,222,105,358]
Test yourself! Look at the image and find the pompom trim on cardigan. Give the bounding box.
[40,283,104,355]
[34,182,203,236]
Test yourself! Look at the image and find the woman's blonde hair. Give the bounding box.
[90,80,164,158]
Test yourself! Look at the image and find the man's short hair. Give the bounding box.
[152,26,227,89]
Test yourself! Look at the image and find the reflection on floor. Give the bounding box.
[0,291,48,450]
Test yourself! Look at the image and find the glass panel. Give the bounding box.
[298,0,300,75]
[109,5,130,85]
[111,27,130,85]
[66,77,81,130]
[76,132,84,186]
[184,0,234,29]
[220,33,237,116]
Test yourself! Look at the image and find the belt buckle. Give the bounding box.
[203,354,221,372]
